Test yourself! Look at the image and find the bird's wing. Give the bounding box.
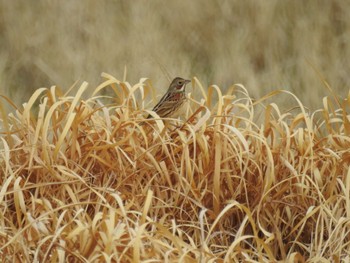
[152,92,172,113]
[146,92,170,119]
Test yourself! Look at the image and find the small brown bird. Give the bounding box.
[147,77,190,119]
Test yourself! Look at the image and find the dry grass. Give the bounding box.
[0,74,349,262]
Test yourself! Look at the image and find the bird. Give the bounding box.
[147,77,191,119]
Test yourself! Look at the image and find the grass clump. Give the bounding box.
[0,73,350,262]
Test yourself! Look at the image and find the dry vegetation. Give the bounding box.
[0,74,350,262]
[1,1,350,262]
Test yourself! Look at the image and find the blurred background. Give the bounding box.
[0,0,349,109]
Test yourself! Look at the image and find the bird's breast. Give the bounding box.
[171,92,185,100]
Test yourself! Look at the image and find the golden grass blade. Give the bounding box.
[213,133,222,215]
[66,82,88,117]
[192,106,210,132]
[345,167,350,218]
[0,137,13,177]
[199,208,209,254]
[224,234,255,261]
[223,125,249,153]
[53,112,76,160]
[141,190,153,225]
[93,78,120,97]
[13,177,26,227]
[123,65,127,82]
[41,99,68,163]
[0,97,14,147]
[22,87,47,124]
[28,97,48,169]
[0,173,14,204]
[208,84,223,120]
[101,72,121,83]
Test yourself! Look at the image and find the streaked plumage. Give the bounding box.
[148,77,190,119]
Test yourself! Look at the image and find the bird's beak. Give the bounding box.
[185,79,191,84]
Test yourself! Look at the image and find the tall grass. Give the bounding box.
[0,74,349,262]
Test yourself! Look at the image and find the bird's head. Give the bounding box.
[168,77,191,93]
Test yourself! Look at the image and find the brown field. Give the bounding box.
[1,1,350,262]
[0,74,350,262]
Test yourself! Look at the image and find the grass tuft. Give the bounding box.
[0,74,349,262]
